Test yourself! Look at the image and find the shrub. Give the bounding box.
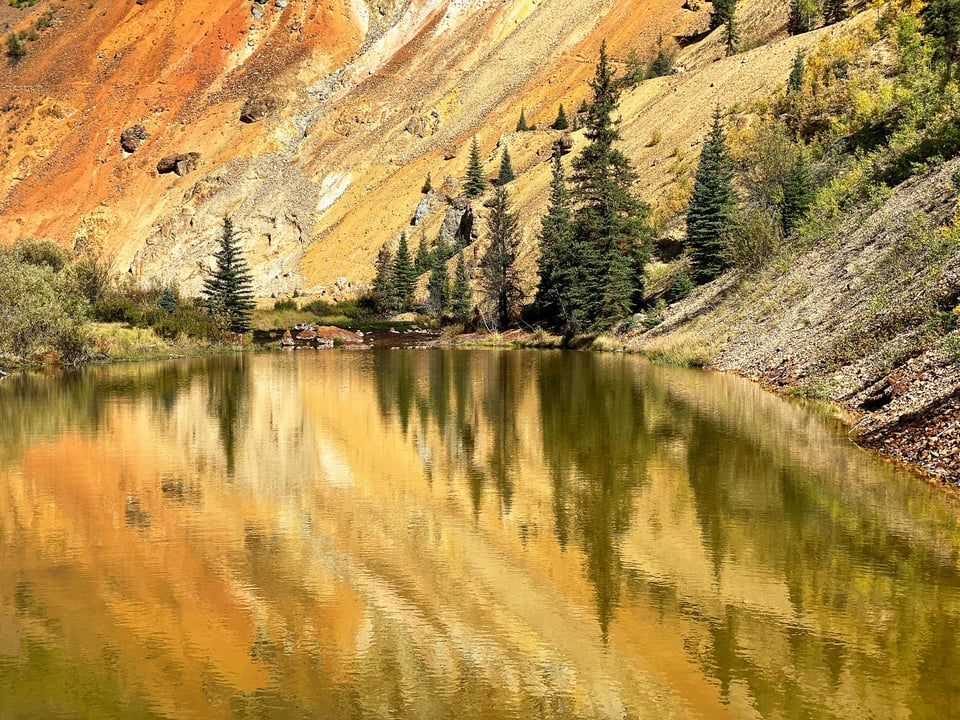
[273,298,297,311]
[5,33,27,58]
[0,248,90,364]
[724,204,782,270]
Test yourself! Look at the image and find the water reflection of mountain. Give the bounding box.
[2,351,960,719]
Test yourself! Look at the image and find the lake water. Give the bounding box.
[1,350,959,720]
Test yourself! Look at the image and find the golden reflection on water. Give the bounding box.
[1,350,959,719]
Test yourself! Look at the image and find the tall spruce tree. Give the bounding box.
[463,137,487,198]
[822,0,848,25]
[428,251,450,315]
[479,185,524,330]
[686,107,735,284]
[552,104,570,130]
[202,217,255,333]
[392,232,416,311]
[781,152,814,236]
[372,244,397,313]
[710,0,738,54]
[920,0,960,77]
[497,147,516,186]
[570,41,652,329]
[450,252,472,321]
[534,142,576,329]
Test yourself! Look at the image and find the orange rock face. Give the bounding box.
[0,0,800,296]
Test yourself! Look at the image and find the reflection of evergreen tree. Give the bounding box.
[481,352,521,513]
[206,355,251,476]
[685,415,730,581]
[537,353,650,640]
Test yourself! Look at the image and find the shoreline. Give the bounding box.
[4,323,957,494]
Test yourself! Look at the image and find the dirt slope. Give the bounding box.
[1,0,823,297]
[629,157,960,486]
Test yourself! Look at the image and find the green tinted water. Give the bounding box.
[1,350,958,719]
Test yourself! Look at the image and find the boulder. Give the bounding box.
[120,124,149,153]
[156,152,201,177]
[239,95,285,123]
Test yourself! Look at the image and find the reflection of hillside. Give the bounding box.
[1,352,959,719]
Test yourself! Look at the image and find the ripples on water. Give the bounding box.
[1,350,959,719]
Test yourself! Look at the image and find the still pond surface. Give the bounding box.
[1,350,959,720]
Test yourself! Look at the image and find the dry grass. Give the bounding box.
[634,331,717,367]
[87,322,219,360]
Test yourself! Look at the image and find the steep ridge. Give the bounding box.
[2,0,799,296]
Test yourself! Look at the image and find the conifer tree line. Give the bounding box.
[533,41,652,332]
[372,229,471,320]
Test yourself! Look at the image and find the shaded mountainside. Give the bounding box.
[1,0,817,297]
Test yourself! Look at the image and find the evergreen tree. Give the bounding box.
[463,137,487,198]
[920,0,960,77]
[710,0,735,29]
[372,244,397,313]
[421,172,432,193]
[202,217,255,333]
[570,41,653,329]
[392,232,416,311]
[686,107,735,284]
[479,185,524,330]
[534,142,576,329]
[822,0,848,25]
[497,147,516,186]
[552,104,569,130]
[158,286,177,314]
[414,231,432,275]
[428,251,450,315]
[788,0,818,35]
[450,252,472,321]
[781,152,814,236]
[710,0,738,54]
[516,108,530,132]
[725,2,739,55]
[788,49,805,93]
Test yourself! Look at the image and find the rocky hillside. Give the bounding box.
[1,0,824,298]
[630,153,960,485]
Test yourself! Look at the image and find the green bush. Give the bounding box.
[273,298,297,311]
[0,247,90,365]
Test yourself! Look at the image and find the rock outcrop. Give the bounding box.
[239,96,286,124]
[120,124,149,153]
[156,153,201,177]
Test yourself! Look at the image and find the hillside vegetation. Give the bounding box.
[632,3,960,484]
